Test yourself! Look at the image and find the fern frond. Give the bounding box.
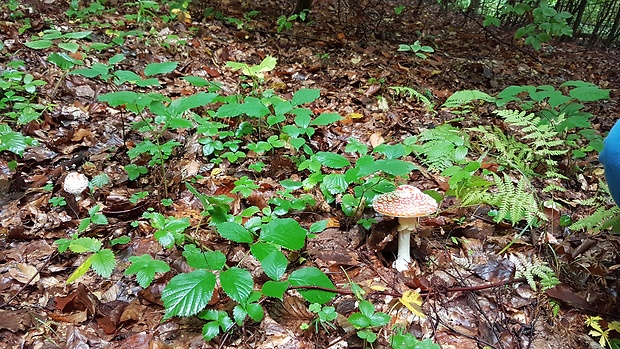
[416,124,470,172]
[390,86,434,110]
[569,206,620,232]
[508,252,560,291]
[483,173,546,225]
[442,90,495,110]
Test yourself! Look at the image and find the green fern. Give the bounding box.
[390,86,434,111]
[415,124,469,172]
[465,173,546,225]
[495,109,568,178]
[570,206,620,232]
[468,125,534,175]
[509,252,560,291]
[442,89,495,113]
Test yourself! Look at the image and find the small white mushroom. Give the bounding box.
[63,172,89,201]
[372,185,438,272]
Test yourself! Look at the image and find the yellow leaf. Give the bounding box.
[67,255,93,284]
[608,321,620,333]
[399,290,425,318]
[348,113,364,119]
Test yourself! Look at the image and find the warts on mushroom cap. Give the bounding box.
[372,185,438,218]
[63,172,89,198]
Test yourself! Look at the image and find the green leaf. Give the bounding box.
[291,88,320,106]
[288,267,335,304]
[348,313,371,328]
[220,267,253,304]
[63,31,92,39]
[216,221,253,243]
[124,164,148,180]
[77,218,91,233]
[90,249,116,278]
[245,302,264,322]
[262,280,289,299]
[233,304,248,325]
[0,126,37,156]
[309,220,328,233]
[109,53,125,65]
[98,90,138,107]
[202,321,221,341]
[47,52,83,69]
[183,76,210,86]
[69,237,101,253]
[89,173,109,190]
[182,245,226,270]
[250,243,288,280]
[169,92,218,115]
[345,138,368,155]
[58,42,79,53]
[260,218,307,250]
[24,40,53,49]
[320,173,348,195]
[310,112,342,126]
[125,254,171,288]
[569,86,610,102]
[144,61,178,76]
[313,152,350,169]
[162,270,216,320]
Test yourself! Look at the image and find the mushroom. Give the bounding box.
[372,185,438,272]
[63,172,89,201]
[600,119,620,206]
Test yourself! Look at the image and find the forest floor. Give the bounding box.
[1,0,620,348]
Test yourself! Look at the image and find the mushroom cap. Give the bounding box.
[63,172,89,195]
[372,185,438,217]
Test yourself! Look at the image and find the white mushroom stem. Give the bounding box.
[393,217,419,272]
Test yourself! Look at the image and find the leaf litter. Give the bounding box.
[0,0,619,348]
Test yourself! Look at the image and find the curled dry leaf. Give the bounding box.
[8,263,40,284]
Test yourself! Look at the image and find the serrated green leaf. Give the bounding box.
[162,270,216,319]
[262,280,289,299]
[250,243,288,280]
[246,303,264,322]
[313,152,350,169]
[69,237,101,253]
[288,267,335,304]
[220,267,253,304]
[202,321,220,341]
[125,254,170,288]
[320,173,348,195]
[90,249,116,278]
[144,61,178,76]
[0,127,36,156]
[216,221,253,243]
[233,304,247,325]
[260,218,307,250]
[183,245,226,270]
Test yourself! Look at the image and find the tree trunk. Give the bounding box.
[292,0,312,14]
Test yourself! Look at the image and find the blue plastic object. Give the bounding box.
[600,119,620,206]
